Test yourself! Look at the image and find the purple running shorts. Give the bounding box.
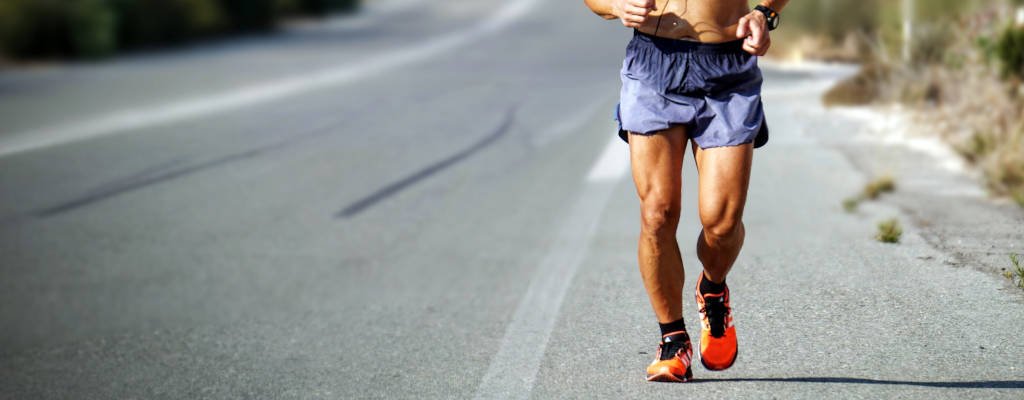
[615,30,768,149]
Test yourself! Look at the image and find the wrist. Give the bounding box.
[754,4,780,31]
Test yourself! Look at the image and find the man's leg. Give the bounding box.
[692,142,753,282]
[691,141,753,371]
[630,126,695,382]
[629,126,688,323]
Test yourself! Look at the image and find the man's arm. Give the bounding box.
[584,0,618,20]
[736,0,790,56]
[584,0,657,27]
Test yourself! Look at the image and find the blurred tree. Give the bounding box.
[778,0,987,63]
[992,24,1024,80]
[218,0,278,31]
[780,0,881,42]
[69,0,118,57]
[113,0,225,48]
[0,0,360,60]
[0,0,73,58]
[295,0,360,16]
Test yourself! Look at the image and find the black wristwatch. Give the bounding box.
[754,5,780,31]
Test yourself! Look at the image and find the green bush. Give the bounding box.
[993,25,1024,80]
[979,23,1024,81]
[112,0,226,48]
[69,0,118,57]
[0,0,120,58]
[218,0,277,31]
[0,0,72,58]
[296,0,359,15]
[273,0,360,16]
[0,0,361,60]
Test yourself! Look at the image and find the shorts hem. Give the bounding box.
[615,122,769,149]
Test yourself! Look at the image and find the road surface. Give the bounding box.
[1,0,1022,398]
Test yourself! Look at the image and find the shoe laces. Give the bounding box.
[703,295,729,338]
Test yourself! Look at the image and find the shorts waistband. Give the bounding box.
[633,30,745,54]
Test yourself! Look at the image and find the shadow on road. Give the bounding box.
[692,377,1024,389]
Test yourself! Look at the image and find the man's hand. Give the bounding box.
[736,10,770,56]
[613,0,657,28]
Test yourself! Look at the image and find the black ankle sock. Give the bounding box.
[659,318,687,337]
[700,272,727,294]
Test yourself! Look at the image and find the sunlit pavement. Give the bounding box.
[1,1,1022,399]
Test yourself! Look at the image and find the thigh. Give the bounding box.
[629,127,688,203]
[691,142,753,224]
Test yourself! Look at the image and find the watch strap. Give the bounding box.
[754,5,780,31]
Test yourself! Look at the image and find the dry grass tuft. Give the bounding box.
[841,175,896,212]
[863,175,896,199]
[875,218,903,243]
[842,197,861,213]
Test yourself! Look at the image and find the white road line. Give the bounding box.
[587,135,631,182]
[473,136,629,400]
[0,0,539,158]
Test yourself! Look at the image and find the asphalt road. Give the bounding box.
[1,0,1022,399]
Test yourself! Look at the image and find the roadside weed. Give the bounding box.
[1009,253,1024,289]
[863,175,896,200]
[842,175,896,212]
[842,197,861,213]
[875,218,902,243]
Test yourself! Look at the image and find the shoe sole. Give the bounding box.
[646,368,693,382]
[699,347,738,371]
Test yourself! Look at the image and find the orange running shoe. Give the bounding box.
[645,331,693,382]
[695,273,737,371]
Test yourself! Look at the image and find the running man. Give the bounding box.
[583,0,787,382]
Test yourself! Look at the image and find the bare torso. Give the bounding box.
[636,0,750,42]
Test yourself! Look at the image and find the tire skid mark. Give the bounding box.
[335,107,516,218]
[32,116,348,218]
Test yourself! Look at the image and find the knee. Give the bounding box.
[640,197,679,237]
[702,217,743,244]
